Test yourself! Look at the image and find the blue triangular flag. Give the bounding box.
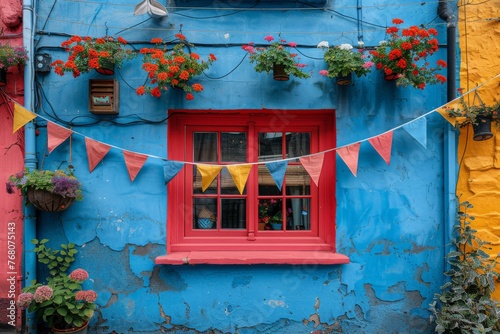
[163,160,184,184]
[403,117,427,148]
[265,160,288,191]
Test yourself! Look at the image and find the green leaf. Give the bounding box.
[56,307,68,316]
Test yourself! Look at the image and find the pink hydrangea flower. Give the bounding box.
[287,42,297,47]
[69,268,89,281]
[17,292,34,309]
[33,286,53,302]
[75,290,97,303]
[264,35,274,42]
[363,61,374,69]
[319,70,329,76]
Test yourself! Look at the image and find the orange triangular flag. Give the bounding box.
[337,143,361,177]
[226,164,252,195]
[197,164,223,192]
[299,154,324,186]
[13,104,37,133]
[436,107,457,125]
[123,150,148,182]
[85,138,111,172]
[368,132,393,165]
[47,121,73,153]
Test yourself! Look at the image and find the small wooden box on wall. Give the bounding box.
[89,79,119,115]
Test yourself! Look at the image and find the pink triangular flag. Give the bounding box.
[299,154,325,186]
[123,150,148,182]
[368,132,393,165]
[337,143,361,177]
[85,138,111,172]
[47,121,73,153]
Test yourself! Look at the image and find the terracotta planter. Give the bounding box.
[26,187,75,212]
[336,72,352,86]
[0,68,7,86]
[272,63,289,81]
[52,321,88,334]
[384,72,403,81]
[472,115,493,141]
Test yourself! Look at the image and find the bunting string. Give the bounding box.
[3,73,500,187]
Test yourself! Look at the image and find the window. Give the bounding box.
[156,110,349,265]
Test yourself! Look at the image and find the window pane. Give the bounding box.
[285,165,310,195]
[258,199,283,231]
[194,132,217,162]
[221,132,246,162]
[221,167,243,195]
[287,198,310,231]
[221,199,246,229]
[258,165,281,196]
[193,167,217,194]
[258,132,283,161]
[194,199,217,229]
[286,132,310,159]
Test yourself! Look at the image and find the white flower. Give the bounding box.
[224,33,230,39]
[357,40,365,47]
[317,41,329,49]
[379,40,387,46]
[339,43,353,51]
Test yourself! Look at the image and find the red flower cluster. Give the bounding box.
[136,34,216,100]
[370,18,447,89]
[51,35,135,77]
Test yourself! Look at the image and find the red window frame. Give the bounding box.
[156,109,349,265]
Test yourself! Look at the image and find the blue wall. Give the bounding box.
[32,0,449,332]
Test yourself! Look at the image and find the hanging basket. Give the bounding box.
[26,187,76,212]
[52,321,89,334]
[472,115,493,141]
[0,68,7,86]
[272,63,289,81]
[95,59,115,75]
[336,72,352,86]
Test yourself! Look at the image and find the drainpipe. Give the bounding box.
[23,0,38,333]
[438,0,457,270]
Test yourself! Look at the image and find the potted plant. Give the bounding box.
[242,36,310,81]
[51,35,136,77]
[136,34,217,101]
[6,167,83,211]
[318,41,373,85]
[258,199,292,230]
[369,18,447,89]
[430,202,500,333]
[0,43,28,85]
[446,88,498,141]
[17,239,97,333]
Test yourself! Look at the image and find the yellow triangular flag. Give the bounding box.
[197,164,223,192]
[13,104,37,133]
[436,107,457,125]
[226,164,252,195]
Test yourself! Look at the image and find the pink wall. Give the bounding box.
[0,0,25,331]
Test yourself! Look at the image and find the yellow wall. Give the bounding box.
[456,0,500,297]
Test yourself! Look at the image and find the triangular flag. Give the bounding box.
[337,143,361,177]
[85,138,111,172]
[13,104,37,133]
[47,121,73,153]
[436,106,456,125]
[163,160,184,184]
[299,154,324,186]
[265,160,288,191]
[197,164,223,192]
[226,164,252,195]
[368,132,393,165]
[123,150,148,182]
[403,117,427,148]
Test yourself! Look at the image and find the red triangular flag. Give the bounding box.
[368,132,393,165]
[299,153,324,186]
[85,138,111,172]
[47,122,73,153]
[337,143,361,177]
[123,151,148,182]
